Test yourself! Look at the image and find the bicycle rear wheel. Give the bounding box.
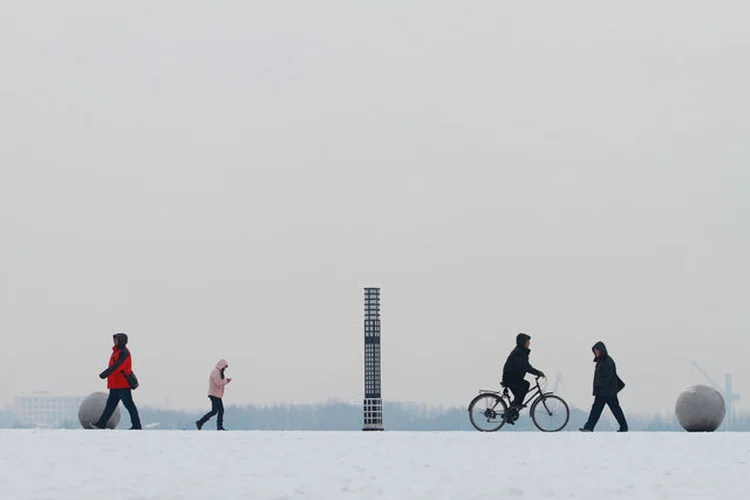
[530,394,570,432]
[468,393,508,432]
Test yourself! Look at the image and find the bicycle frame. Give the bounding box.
[478,376,547,409]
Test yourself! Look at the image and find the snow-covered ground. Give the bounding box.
[1,430,748,499]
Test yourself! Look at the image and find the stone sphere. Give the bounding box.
[78,392,121,429]
[675,384,726,432]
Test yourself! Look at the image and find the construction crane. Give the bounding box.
[690,361,741,423]
[553,372,564,393]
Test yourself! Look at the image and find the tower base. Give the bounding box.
[362,397,384,431]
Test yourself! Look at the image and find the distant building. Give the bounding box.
[13,392,84,428]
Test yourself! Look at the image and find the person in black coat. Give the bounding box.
[580,341,628,432]
[502,333,545,412]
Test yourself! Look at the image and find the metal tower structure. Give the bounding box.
[363,287,384,431]
[690,361,741,423]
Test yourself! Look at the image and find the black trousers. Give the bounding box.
[506,379,530,408]
[198,396,225,429]
[584,394,628,431]
[96,388,142,429]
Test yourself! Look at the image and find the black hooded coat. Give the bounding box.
[502,333,543,385]
[592,341,625,397]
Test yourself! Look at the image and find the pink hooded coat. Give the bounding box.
[208,359,231,398]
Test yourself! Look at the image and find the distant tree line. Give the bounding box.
[3,403,748,431]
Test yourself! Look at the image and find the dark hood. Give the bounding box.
[113,333,129,349]
[592,341,608,361]
[516,333,531,348]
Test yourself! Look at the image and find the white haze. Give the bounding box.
[1,1,749,415]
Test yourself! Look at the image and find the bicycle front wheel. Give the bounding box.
[468,393,508,432]
[530,394,570,432]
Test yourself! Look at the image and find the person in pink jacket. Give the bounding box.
[196,359,232,430]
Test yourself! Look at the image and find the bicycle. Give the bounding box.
[468,376,570,432]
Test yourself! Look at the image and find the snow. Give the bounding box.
[1,430,748,499]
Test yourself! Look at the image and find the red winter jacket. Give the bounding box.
[100,346,133,389]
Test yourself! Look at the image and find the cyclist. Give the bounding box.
[502,333,545,422]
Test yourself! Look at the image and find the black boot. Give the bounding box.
[504,407,519,425]
[196,419,205,430]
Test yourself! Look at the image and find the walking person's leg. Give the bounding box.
[92,390,122,428]
[120,389,143,429]
[216,398,225,430]
[196,396,220,430]
[606,395,628,431]
[581,397,606,431]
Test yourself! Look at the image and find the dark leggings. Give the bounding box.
[198,396,224,429]
[507,379,530,408]
[583,394,628,431]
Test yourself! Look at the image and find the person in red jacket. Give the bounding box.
[91,333,142,430]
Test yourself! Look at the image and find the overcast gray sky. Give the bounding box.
[2,1,749,416]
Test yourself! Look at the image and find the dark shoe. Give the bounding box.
[217,427,227,431]
[617,428,628,432]
[89,422,106,429]
[579,427,593,432]
[130,426,142,430]
[196,420,203,430]
[504,408,519,425]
